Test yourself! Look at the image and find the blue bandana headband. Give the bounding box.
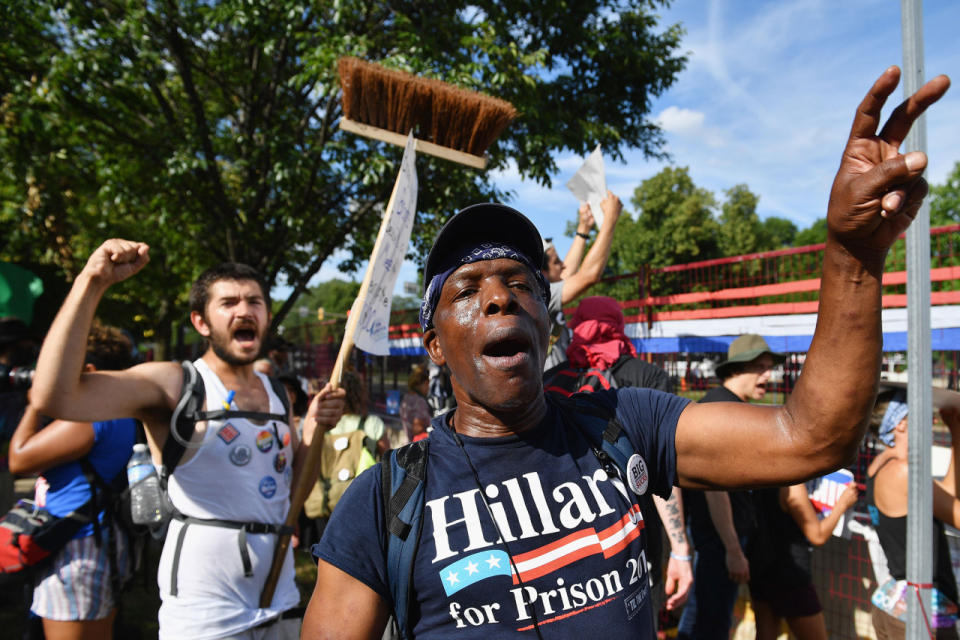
[419,242,550,331]
[878,390,908,447]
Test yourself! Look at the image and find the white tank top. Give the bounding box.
[157,358,299,639]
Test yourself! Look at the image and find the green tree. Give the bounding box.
[794,218,829,246]
[0,0,687,354]
[760,216,797,249]
[717,184,762,256]
[278,278,360,338]
[930,161,960,227]
[595,167,718,300]
[626,166,719,268]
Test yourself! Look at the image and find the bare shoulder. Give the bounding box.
[873,455,908,517]
[875,455,908,484]
[126,360,184,396]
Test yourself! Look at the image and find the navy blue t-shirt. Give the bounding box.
[316,388,688,638]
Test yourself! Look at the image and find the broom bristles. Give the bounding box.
[338,57,517,157]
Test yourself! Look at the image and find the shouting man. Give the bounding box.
[302,67,948,639]
[32,257,345,639]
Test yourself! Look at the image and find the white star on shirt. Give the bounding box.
[486,554,501,569]
[445,571,460,586]
[465,561,479,575]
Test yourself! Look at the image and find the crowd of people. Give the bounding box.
[0,66,952,640]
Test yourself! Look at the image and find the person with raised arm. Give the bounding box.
[298,67,948,639]
[30,249,345,640]
[541,193,623,371]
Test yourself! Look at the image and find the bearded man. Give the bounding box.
[32,256,345,640]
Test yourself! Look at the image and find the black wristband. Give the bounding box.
[575,231,590,240]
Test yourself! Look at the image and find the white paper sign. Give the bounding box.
[353,133,418,355]
[565,144,607,229]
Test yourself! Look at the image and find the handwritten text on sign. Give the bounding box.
[354,133,418,355]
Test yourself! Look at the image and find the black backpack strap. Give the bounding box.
[382,439,429,639]
[266,375,292,420]
[553,394,637,491]
[163,361,205,478]
[78,458,123,597]
[77,458,104,547]
[193,408,289,423]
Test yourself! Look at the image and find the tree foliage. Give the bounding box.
[717,184,761,257]
[591,167,827,301]
[625,166,720,268]
[760,216,798,249]
[930,161,960,227]
[794,218,828,246]
[0,0,687,353]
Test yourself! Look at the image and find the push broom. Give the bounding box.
[338,56,517,169]
[259,58,517,606]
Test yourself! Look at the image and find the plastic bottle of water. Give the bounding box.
[127,443,165,527]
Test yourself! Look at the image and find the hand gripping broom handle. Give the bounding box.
[260,158,407,608]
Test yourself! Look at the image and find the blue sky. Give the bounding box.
[277,0,960,307]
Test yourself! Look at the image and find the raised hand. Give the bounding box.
[599,190,622,226]
[576,202,595,235]
[82,238,150,287]
[827,67,949,256]
[836,482,859,512]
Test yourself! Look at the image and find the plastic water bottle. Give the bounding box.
[127,443,165,526]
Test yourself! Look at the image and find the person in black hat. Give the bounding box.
[302,67,949,639]
[677,334,784,639]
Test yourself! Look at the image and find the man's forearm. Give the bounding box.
[784,240,884,471]
[32,272,108,416]
[577,217,615,283]
[562,235,587,276]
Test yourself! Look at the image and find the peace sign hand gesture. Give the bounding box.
[828,66,949,259]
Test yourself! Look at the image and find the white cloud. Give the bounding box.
[655,106,706,135]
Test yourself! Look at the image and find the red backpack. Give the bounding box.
[0,458,124,580]
[0,499,94,575]
[543,363,619,397]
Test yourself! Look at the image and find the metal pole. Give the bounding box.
[901,1,934,636]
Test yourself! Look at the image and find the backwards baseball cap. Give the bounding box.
[419,203,548,330]
[878,390,907,447]
[715,333,785,379]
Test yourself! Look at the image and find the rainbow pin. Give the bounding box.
[223,390,236,411]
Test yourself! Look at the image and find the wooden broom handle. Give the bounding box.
[260,154,406,608]
[258,336,354,608]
